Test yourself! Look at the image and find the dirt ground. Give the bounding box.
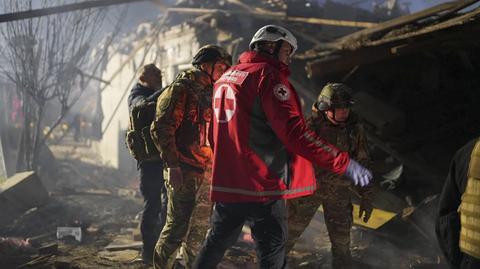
[0,139,448,269]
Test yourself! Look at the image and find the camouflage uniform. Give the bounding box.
[287,105,373,269]
[151,68,213,269]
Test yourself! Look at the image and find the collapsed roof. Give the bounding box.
[306,0,480,78]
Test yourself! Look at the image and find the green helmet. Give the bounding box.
[192,44,232,67]
[315,83,354,111]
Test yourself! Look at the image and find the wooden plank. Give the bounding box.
[339,0,476,46]
[306,45,394,78]
[167,7,377,28]
[366,7,480,47]
[307,20,480,78]
[104,242,142,251]
[0,171,49,221]
[287,16,376,28]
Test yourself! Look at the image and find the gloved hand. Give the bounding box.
[166,167,184,190]
[344,159,372,187]
[359,198,373,223]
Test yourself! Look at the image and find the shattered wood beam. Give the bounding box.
[339,0,479,47]
[167,7,377,28]
[306,45,392,78]
[167,7,282,16]
[307,21,480,78]
[366,7,480,47]
[287,16,376,28]
[0,0,148,23]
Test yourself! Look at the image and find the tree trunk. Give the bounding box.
[31,104,44,170]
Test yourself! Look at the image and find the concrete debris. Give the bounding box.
[0,172,49,226]
[104,233,142,251]
[0,237,35,256]
[17,254,54,269]
[104,242,143,252]
[98,249,139,263]
[85,224,100,234]
[117,188,137,198]
[38,243,58,255]
[381,164,404,190]
[54,257,72,269]
[132,229,141,242]
[56,227,82,242]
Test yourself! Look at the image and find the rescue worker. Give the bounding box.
[193,25,372,269]
[127,63,167,265]
[150,44,232,269]
[436,137,480,269]
[287,83,374,269]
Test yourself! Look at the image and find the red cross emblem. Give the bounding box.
[273,84,290,101]
[214,84,236,123]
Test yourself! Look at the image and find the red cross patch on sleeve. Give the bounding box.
[273,84,291,101]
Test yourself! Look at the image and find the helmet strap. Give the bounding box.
[208,60,216,84]
[254,41,272,54]
[198,61,216,85]
[272,40,283,60]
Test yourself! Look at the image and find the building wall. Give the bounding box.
[100,51,136,169]
[157,23,203,84]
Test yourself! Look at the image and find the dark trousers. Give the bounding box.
[460,253,480,269]
[193,200,288,269]
[139,160,168,261]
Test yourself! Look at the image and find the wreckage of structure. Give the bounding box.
[1,0,479,268]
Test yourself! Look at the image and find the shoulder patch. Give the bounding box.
[273,84,291,101]
[217,70,249,85]
[213,83,237,123]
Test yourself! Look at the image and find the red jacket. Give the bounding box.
[210,51,350,203]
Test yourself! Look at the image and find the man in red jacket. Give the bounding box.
[193,25,372,269]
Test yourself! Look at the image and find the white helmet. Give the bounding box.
[249,25,298,56]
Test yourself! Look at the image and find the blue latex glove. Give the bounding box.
[344,159,372,187]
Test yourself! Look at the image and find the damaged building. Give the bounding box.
[298,1,480,267]
[1,0,480,268]
[99,0,401,171]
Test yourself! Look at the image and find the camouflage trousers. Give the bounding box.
[287,177,353,269]
[153,169,212,269]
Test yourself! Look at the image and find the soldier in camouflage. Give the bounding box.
[287,83,374,269]
[150,44,231,269]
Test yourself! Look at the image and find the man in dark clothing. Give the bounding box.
[436,137,480,269]
[127,63,167,264]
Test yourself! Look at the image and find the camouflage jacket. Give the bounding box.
[151,68,213,173]
[308,112,373,199]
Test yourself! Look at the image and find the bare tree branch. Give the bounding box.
[0,0,126,170]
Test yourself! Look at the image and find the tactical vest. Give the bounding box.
[459,139,480,259]
[309,115,357,180]
[174,76,213,169]
[151,69,213,171]
[126,102,160,161]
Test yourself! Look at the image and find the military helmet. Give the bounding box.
[315,83,354,111]
[192,44,232,67]
[249,25,298,56]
